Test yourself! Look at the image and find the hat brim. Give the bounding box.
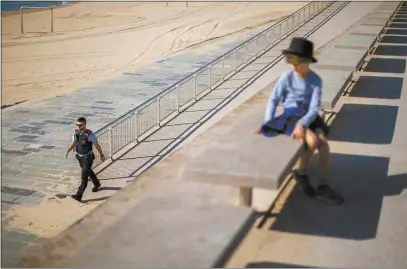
[282,49,317,63]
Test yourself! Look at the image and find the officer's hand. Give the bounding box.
[100,154,106,162]
[64,152,69,159]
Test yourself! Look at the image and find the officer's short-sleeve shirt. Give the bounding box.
[72,129,97,143]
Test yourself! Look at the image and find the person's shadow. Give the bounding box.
[269,152,407,240]
[267,94,407,240]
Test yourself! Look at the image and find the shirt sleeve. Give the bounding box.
[298,80,322,127]
[265,75,286,122]
[88,133,98,143]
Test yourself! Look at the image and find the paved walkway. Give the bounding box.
[226,7,407,268]
[0,23,262,267]
[1,1,395,267]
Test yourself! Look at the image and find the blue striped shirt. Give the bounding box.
[265,69,322,127]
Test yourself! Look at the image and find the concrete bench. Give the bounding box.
[181,104,305,206]
[20,182,256,268]
[316,69,353,111]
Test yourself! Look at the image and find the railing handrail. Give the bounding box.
[94,1,316,136]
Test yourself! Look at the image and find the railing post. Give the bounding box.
[108,127,113,160]
[133,111,137,142]
[20,7,24,34]
[193,74,197,100]
[176,84,180,112]
[157,96,161,127]
[50,7,54,33]
[245,43,248,64]
[135,110,139,143]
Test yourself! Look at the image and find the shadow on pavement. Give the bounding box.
[246,261,317,268]
[349,76,403,99]
[81,196,110,203]
[328,103,398,144]
[364,58,406,74]
[374,45,407,56]
[381,35,407,44]
[98,186,121,191]
[385,29,407,35]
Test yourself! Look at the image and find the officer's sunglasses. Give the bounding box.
[76,123,84,127]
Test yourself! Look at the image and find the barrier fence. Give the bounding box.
[20,6,54,33]
[92,1,333,168]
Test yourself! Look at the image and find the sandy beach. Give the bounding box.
[1,2,306,257]
[1,1,305,107]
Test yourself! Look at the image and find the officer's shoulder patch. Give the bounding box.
[84,129,92,136]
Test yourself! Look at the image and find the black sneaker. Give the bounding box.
[92,183,101,192]
[293,171,316,197]
[316,185,344,205]
[71,194,82,202]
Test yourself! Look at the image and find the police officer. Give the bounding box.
[65,117,106,202]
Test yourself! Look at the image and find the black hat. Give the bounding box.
[282,37,317,63]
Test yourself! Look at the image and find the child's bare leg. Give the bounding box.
[298,129,319,171]
[294,130,320,197]
[314,131,344,205]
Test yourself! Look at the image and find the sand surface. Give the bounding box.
[1,1,305,107]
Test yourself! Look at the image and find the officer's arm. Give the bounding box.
[89,133,104,157]
[94,141,104,157]
[66,134,76,154]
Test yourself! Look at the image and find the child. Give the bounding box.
[261,37,344,205]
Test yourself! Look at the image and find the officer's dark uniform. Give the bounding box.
[74,129,100,199]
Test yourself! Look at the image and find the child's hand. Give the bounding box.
[253,128,261,135]
[291,124,305,140]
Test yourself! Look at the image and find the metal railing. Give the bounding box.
[92,1,333,168]
[20,6,54,33]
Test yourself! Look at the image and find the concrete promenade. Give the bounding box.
[227,21,407,268]
[3,1,406,268]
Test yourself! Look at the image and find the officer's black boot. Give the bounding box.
[90,170,101,192]
[71,194,82,202]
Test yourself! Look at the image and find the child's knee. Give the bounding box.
[306,134,319,150]
[318,138,330,152]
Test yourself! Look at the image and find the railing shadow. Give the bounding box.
[364,58,406,74]
[328,103,398,144]
[349,76,403,99]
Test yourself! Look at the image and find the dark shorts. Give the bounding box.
[308,115,329,136]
